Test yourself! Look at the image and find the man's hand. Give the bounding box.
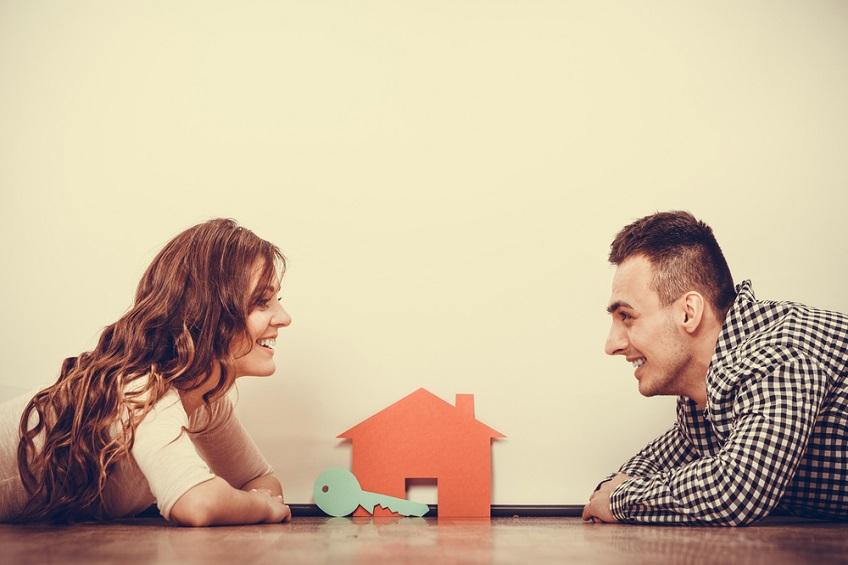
[582,473,630,524]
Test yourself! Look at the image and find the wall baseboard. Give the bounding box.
[289,504,584,517]
[139,503,584,519]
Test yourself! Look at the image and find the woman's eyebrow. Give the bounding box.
[255,284,279,295]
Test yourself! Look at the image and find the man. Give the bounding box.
[582,211,848,526]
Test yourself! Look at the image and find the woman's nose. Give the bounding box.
[273,303,292,327]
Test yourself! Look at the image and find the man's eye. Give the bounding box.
[619,312,632,321]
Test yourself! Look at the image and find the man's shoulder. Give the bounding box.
[737,298,847,370]
[709,292,847,401]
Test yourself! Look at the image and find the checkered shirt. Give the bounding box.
[608,280,848,525]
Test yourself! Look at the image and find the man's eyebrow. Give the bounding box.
[606,301,633,314]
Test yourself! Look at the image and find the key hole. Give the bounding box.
[322,485,329,493]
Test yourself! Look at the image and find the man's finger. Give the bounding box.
[581,504,592,521]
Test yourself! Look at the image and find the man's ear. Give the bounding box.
[680,292,705,334]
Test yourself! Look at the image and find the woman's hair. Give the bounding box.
[17,218,285,522]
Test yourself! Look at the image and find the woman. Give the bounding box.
[0,218,292,526]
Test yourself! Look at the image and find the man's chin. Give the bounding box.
[638,379,658,397]
[638,374,678,398]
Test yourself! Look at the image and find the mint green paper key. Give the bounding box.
[313,468,429,517]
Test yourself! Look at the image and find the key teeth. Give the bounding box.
[370,502,428,517]
[385,503,429,517]
[361,492,429,517]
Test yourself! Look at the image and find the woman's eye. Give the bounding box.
[254,295,282,311]
[619,312,631,321]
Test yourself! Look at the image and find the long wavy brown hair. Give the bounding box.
[16,218,285,522]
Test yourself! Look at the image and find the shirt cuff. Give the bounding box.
[593,473,618,493]
[609,479,632,522]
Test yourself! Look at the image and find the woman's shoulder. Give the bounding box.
[0,387,41,412]
[123,374,236,430]
[120,376,188,434]
[123,374,182,408]
[188,392,236,431]
[1,387,46,433]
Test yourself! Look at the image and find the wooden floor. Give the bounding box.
[1,516,846,564]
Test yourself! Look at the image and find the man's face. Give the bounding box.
[605,255,691,397]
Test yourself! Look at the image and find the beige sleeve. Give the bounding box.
[190,396,273,490]
[130,390,215,521]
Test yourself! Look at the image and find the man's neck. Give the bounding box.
[682,317,724,410]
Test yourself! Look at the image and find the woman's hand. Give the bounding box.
[249,488,291,523]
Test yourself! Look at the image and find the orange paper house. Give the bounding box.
[338,388,505,518]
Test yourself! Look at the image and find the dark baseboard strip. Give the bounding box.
[143,503,794,519]
[288,504,584,518]
[491,505,584,517]
[140,503,583,519]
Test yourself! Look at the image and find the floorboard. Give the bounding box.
[1,516,846,564]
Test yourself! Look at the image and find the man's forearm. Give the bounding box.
[618,421,697,477]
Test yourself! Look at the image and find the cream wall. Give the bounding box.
[1,1,846,505]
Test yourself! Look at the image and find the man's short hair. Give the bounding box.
[609,211,736,316]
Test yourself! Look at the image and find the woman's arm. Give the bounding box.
[170,476,290,527]
[191,397,285,501]
[241,472,283,498]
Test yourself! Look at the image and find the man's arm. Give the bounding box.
[609,356,828,525]
[617,417,698,477]
[591,399,700,496]
[585,419,696,522]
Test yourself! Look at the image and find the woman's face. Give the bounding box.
[231,264,291,378]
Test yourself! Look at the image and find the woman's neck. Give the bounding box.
[178,363,227,416]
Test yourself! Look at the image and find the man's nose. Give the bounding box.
[604,324,627,356]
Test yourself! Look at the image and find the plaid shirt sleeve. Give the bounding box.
[616,412,699,477]
[608,354,829,525]
[592,425,693,493]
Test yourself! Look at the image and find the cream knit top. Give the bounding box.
[0,383,272,522]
